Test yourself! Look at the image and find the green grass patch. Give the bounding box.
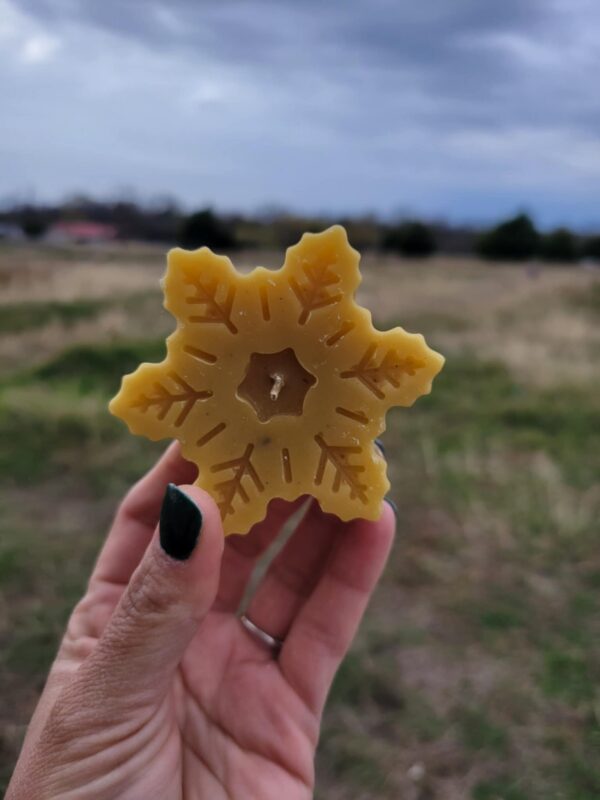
[29,339,167,394]
[583,570,600,589]
[0,337,167,493]
[457,707,509,754]
[421,357,600,467]
[472,777,529,800]
[0,538,35,589]
[319,736,390,794]
[562,753,600,800]
[0,381,162,490]
[328,652,403,710]
[0,516,99,681]
[479,602,525,632]
[401,692,446,742]
[540,648,595,704]
[1,338,167,396]
[367,626,430,650]
[388,353,600,493]
[544,715,600,799]
[0,298,109,334]
[0,388,118,482]
[328,653,445,743]
[414,354,599,432]
[3,605,66,677]
[460,583,530,638]
[569,592,597,618]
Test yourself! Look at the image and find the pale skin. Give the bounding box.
[7,442,395,799]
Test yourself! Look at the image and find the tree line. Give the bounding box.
[2,197,599,262]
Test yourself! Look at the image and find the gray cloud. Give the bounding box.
[17,0,544,82]
[3,0,600,226]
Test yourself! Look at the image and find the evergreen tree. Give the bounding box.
[478,214,539,260]
[383,221,437,257]
[179,209,236,250]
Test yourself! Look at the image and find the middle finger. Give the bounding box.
[213,496,306,612]
[241,500,342,642]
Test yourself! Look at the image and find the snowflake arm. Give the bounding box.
[340,328,443,409]
[109,360,215,442]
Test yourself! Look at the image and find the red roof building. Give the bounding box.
[48,221,118,243]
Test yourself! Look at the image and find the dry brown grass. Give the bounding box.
[359,255,600,388]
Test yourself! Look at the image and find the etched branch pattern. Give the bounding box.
[184,274,238,333]
[111,227,444,535]
[210,444,265,518]
[289,260,343,324]
[131,372,212,426]
[341,344,425,399]
[314,434,368,503]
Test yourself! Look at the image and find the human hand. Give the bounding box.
[7,443,395,799]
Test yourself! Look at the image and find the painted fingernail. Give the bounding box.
[374,438,386,456]
[160,483,203,560]
[384,496,398,518]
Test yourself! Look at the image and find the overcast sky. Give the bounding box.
[1,0,600,226]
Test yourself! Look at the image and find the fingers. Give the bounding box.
[242,501,340,641]
[91,441,197,587]
[241,442,392,646]
[79,485,224,708]
[279,503,395,715]
[214,497,307,612]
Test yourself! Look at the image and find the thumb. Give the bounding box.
[82,483,224,708]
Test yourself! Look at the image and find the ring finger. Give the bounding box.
[241,499,344,643]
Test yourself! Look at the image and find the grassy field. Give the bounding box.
[0,242,599,798]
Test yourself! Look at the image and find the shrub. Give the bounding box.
[583,235,600,261]
[478,214,539,261]
[539,228,578,262]
[178,208,236,250]
[382,221,436,257]
[21,216,48,240]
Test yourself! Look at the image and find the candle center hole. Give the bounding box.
[237,348,316,422]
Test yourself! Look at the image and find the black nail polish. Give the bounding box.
[160,484,203,560]
[374,438,386,456]
[384,496,398,518]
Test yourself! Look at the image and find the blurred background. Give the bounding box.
[0,1,599,798]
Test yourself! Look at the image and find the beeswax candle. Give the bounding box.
[110,226,444,535]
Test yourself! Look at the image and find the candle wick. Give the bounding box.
[270,372,285,400]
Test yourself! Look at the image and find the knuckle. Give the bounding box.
[121,556,181,623]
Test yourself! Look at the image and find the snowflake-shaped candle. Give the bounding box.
[110,226,444,535]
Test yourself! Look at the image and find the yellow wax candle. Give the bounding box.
[109,226,444,535]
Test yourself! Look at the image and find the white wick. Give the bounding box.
[270,372,285,400]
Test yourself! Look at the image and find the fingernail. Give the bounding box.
[384,496,398,518]
[160,484,203,560]
[374,438,386,456]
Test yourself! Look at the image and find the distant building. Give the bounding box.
[46,221,118,244]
